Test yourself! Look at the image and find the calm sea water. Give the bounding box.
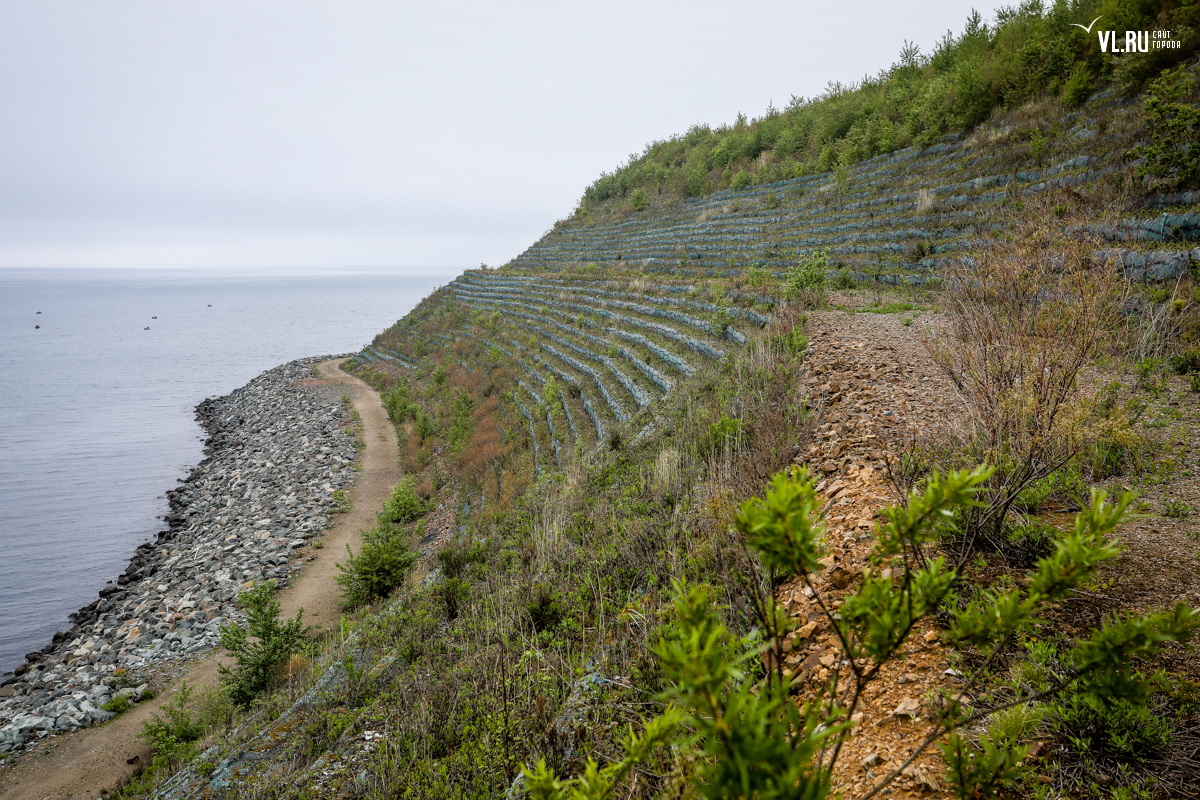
[0,267,455,674]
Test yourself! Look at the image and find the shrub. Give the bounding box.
[218,582,308,707]
[379,478,427,525]
[382,383,415,421]
[447,389,475,453]
[704,414,744,455]
[524,467,1199,800]
[102,694,131,714]
[527,586,564,632]
[1169,347,1200,374]
[1134,65,1200,188]
[630,188,649,211]
[1135,356,1165,391]
[1062,62,1094,108]
[1049,693,1174,761]
[1002,521,1057,568]
[435,538,486,581]
[416,409,438,441]
[140,681,207,770]
[784,248,829,307]
[710,303,734,338]
[337,521,419,609]
[1163,498,1193,518]
[831,268,857,290]
[927,221,1128,542]
[730,169,753,190]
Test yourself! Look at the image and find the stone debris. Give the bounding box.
[0,357,358,754]
[782,308,967,796]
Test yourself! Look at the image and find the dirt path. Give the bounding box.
[0,359,399,800]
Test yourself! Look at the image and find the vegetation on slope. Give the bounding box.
[89,11,1200,799]
[577,0,1200,212]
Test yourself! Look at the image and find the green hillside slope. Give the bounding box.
[129,8,1200,800]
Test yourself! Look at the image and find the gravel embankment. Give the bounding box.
[0,357,359,754]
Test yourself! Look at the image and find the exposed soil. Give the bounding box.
[0,359,400,800]
[787,296,1200,797]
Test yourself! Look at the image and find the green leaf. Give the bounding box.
[734,467,827,577]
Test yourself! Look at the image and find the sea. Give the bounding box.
[0,267,457,674]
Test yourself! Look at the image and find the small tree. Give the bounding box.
[784,248,830,308]
[523,466,1199,799]
[336,521,419,609]
[140,681,207,770]
[218,581,308,707]
[1133,65,1200,188]
[379,477,426,525]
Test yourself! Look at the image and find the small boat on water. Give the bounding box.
[34,324,39,329]
[144,326,150,330]
[35,311,41,315]
[152,316,157,319]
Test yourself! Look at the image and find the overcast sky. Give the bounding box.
[0,1,1006,270]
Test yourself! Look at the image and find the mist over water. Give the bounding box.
[0,268,453,673]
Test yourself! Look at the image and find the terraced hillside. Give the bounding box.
[347,85,1199,518]
[514,92,1200,284]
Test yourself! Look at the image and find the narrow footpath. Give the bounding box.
[0,359,400,800]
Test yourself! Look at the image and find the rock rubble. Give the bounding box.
[0,357,358,754]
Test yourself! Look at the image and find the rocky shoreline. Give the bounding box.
[0,357,359,754]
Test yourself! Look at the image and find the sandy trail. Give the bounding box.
[0,359,399,800]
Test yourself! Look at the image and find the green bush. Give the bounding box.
[218,581,308,707]
[1134,65,1200,188]
[382,383,415,421]
[337,521,419,609]
[416,409,438,440]
[102,694,131,714]
[1163,498,1193,518]
[1169,347,1200,374]
[447,390,475,453]
[1062,62,1094,108]
[744,265,769,287]
[710,304,734,338]
[1050,693,1174,761]
[779,327,809,356]
[704,414,744,455]
[432,539,486,620]
[630,188,649,211]
[523,467,1200,800]
[830,268,857,290]
[527,586,564,632]
[730,169,753,190]
[1002,521,1058,567]
[140,681,207,770]
[379,477,426,525]
[784,248,830,306]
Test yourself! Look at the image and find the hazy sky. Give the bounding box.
[0,1,1006,270]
